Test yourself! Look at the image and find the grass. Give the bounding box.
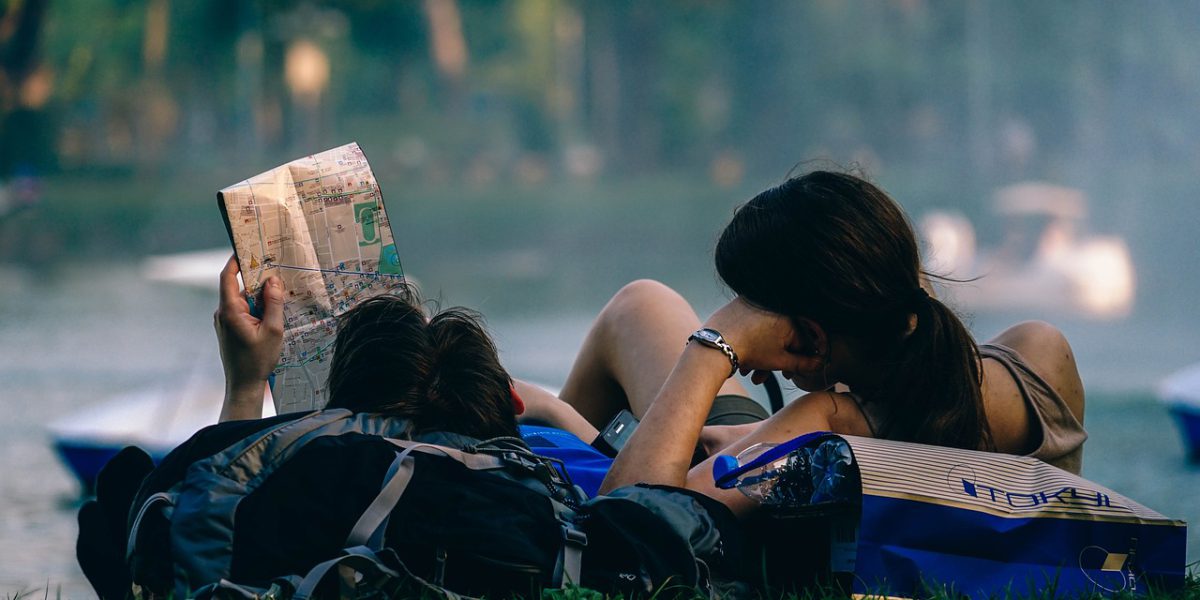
[3,582,61,600]
[385,573,1200,599]
[36,568,1182,599]
[262,570,1200,600]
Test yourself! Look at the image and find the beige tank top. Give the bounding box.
[849,343,1087,474]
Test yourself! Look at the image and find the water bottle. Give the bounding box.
[728,437,855,507]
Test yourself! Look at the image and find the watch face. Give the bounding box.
[695,329,721,343]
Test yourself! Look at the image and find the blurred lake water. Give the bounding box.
[1,260,1196,596]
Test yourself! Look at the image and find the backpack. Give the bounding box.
[124,409,742,599]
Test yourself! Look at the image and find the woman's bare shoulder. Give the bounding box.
[986,321,1074,375]
[985,321,1084,416]
[778,390,875,438]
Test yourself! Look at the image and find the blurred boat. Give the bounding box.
[1158,363,1200,462]
[142,247,231,290]
[142,247,422,292]
[48,371,276,493]
[920,182,1135,319]
[49,249,259,493]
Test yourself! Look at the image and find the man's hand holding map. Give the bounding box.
[218,142,405,413]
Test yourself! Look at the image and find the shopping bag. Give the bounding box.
[717,433,1188,597]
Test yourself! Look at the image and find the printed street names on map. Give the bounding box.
[218,142,405,413]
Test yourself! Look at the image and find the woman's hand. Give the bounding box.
[214,254,284,420]
[702,297,807,379]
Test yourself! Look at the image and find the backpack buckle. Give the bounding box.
[501,450,541,471]
[562,524,589,548]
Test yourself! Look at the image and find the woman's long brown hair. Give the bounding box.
[715,171,992,451]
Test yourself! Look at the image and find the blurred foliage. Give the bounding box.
[3,0,1196,182]
[2,0,1200,314]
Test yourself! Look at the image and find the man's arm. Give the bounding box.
[513,379,601,442]
[214,254,285,421]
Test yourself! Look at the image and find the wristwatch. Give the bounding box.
[687,328,739,378]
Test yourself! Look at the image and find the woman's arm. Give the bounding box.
[214,255,285,422]
[598,344,731,493]
[599,297,814,494]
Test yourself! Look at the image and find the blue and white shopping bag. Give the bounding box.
[715,433,1187,597]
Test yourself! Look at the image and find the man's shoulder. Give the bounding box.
[138,412,303,497]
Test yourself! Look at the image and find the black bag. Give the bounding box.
[116,409,741,599]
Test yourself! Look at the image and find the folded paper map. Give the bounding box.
[218,142,405,413]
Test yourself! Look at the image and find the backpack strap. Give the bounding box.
[223,410,416,487]
[550,499,588,588]
[190,578,276,600]
[344,444,423,549]
[350,438,590,589]
[348,441,509,549]
[382,437,508,471]
[126,491,174,559]
[292,546,471,600]
[554,520,588,588]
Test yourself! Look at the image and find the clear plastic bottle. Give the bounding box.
[730,437,854,507]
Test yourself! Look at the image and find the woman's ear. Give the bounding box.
[788,317,826,355]
[772,319,830,379]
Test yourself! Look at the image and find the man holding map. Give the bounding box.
[218,142,407,413]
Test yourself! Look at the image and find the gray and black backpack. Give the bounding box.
[122,409,743,599]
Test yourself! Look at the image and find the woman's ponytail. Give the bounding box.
[875,292,992,451]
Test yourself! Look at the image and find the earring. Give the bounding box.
[819,340,833,389]
[821,356,834,391]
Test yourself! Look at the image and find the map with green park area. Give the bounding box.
[218,142,406,413]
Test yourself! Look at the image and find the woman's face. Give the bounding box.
[778,316,834,393]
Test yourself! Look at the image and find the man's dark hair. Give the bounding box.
[325,287,519,440]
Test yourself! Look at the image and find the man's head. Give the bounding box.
[325,288,519,440]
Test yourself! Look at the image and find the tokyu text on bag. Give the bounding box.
[716,432,1187,598]
[126,409,739,599]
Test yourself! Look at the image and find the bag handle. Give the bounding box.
[125,491,174,560]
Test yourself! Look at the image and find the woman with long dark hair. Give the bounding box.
[545,170,1085,515]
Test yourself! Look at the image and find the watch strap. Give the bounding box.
[687,328,739,378]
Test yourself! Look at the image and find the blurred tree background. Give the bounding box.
[2,0,1199,317]
[8,6,1200,591]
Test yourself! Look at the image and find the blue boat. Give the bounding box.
[47,379,275,494]
[1159,363,1200,462]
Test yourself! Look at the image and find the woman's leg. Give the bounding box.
[558,279,749,428]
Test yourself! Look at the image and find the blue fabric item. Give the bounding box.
[519,425,613,498]
[855,494,1188,597]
